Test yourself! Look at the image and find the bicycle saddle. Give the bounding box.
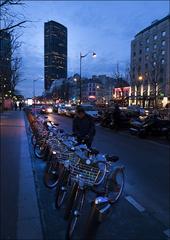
[106,155,119,162]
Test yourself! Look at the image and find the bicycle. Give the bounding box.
[65,154,124,239]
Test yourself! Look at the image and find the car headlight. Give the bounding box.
[47,108,53,113]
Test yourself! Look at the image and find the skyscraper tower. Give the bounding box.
[44,20,67,90]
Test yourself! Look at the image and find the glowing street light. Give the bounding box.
[79,51,97,104]
[138,75,143,81]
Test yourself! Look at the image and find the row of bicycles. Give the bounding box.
[27,112,125,239]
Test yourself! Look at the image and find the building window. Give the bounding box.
[138,66,141,73]
[153,61,156,66]
[162,31,166,37]
[145,55,149,60]
[162,40,165,46]
[133,52,136,57]
[139,49,142,54]
[161,59,165,64]
[160,68,164,73]
[153,53,157,59]
[161,50,165,55]
[139,57,142,62]
[145,63,148,69]
[153,34,157,40]
[153,44,157,49]
[146,38,149,43]
[145,47,149,52]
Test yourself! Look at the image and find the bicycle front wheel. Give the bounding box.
[34,143,46,159]
[44,161,59,188]
[106,167,124,203]
[66,189,85,240]
[31,134,36,146]
[55,168,69,208]
[64,182,78,220]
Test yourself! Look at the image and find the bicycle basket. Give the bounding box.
[70,159,100,186]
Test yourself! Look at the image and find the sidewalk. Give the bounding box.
[0,111,43,240]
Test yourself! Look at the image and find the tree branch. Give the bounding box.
[0,20,27,32]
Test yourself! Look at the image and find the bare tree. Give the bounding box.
[11,56,23,94]
[113,62,130,105]
[146,47,165,108]
[0,0,27,33]
[0,0,27,110]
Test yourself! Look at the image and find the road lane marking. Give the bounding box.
[125,196,145,212]
[164,229,170,238]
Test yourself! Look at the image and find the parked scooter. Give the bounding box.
[130,115,170,140]
[101,109,130,130]
[100,110,113,128]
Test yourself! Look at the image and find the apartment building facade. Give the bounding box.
[130,15,170,107]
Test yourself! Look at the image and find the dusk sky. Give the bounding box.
[15,1,169,98]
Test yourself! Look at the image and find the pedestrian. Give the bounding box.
[113,103,121,130]
[14,102,18,111]
[72,106,96,148]
[19,102,22,111]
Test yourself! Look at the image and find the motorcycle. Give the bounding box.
[130,115,170,140]
[101,110,130,130]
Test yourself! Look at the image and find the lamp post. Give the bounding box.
[33,79,38,114]
[79,51,96,104]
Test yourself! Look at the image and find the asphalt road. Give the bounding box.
[27,112,170,240]
[47,114,170,227]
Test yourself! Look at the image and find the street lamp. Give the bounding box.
[138,75,143,81]
[79,51,96,104]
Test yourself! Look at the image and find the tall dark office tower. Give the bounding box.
[44,20,67,90]
[0,31,12,96]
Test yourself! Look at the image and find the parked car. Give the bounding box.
[58,105,67,115]
[53,104,59,113]
[40,105,53,114]
[65,106,76,118]
[80,104,100,121]
[127,105,148,117]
